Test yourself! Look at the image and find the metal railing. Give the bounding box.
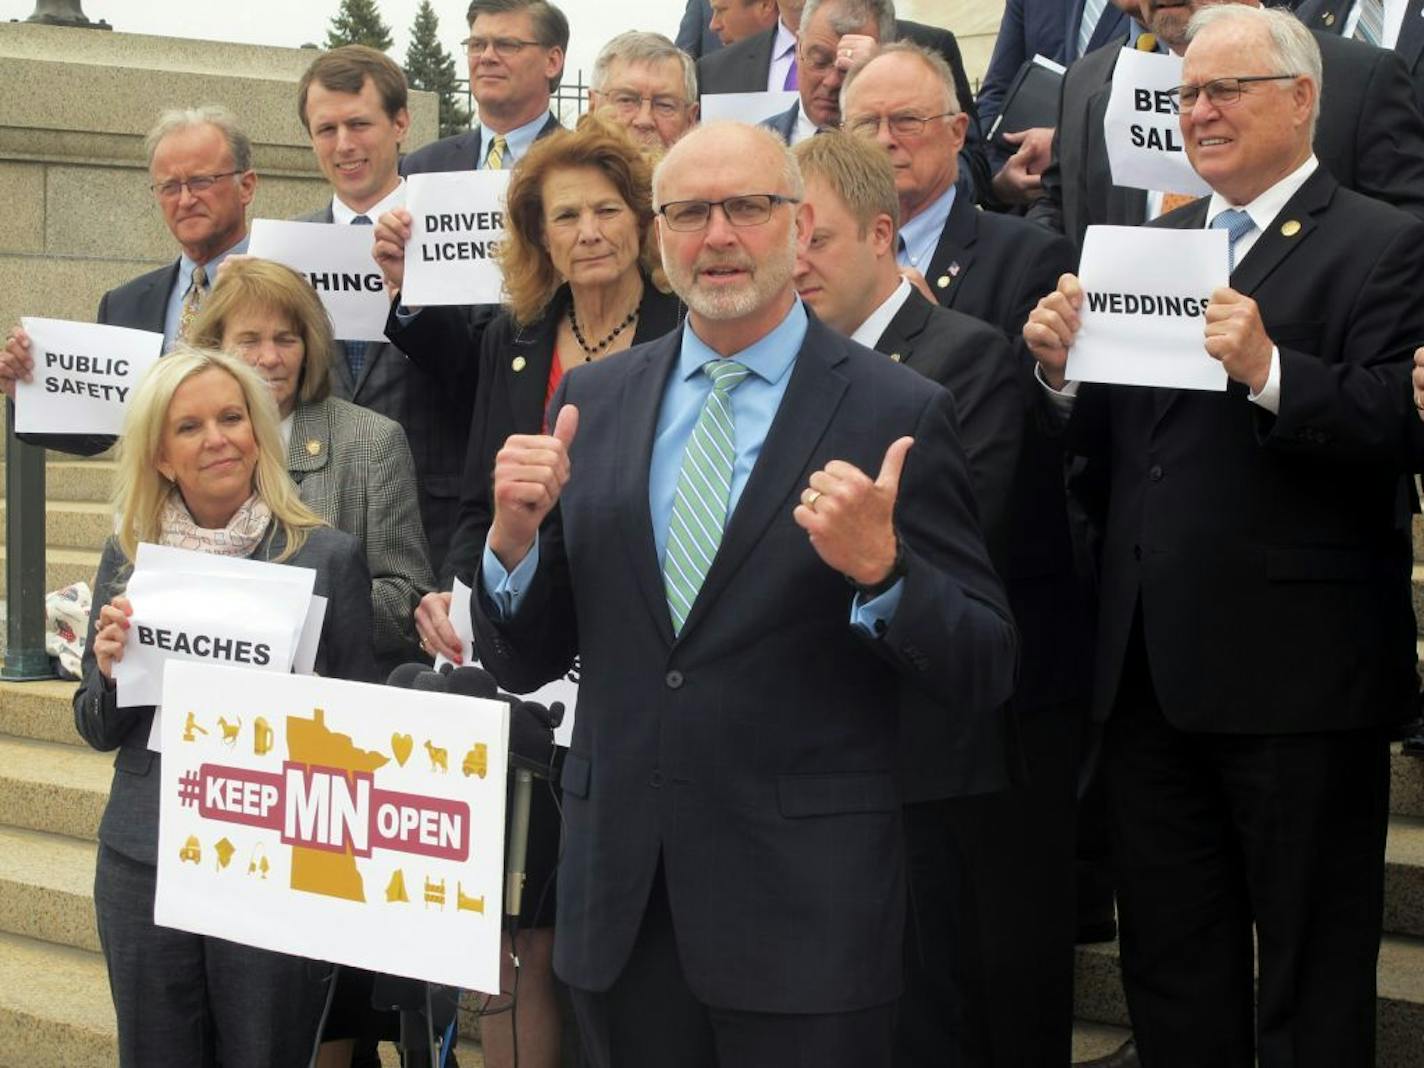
[3,402,52,680]
[453,68,591,129]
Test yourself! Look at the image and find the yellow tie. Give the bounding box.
[1159,192,1199,216]
[485,134,507,171]
[1136,32,1158,52]
[178,264,207,343]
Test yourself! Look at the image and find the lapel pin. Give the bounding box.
[890,352,903,362]
[1322,11,1335,24]
[305,439,321,457]
[936,275,950,289]
[1280,219,1301,237]
[512,356,526,372]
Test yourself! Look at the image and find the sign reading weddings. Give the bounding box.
[155,662,511,994]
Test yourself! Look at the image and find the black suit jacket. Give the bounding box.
[471,314,1017,1009]
[924,192,1078,341]
[443,282,684,587]
[18,260,178,456]
[399,113,563,175]
[1065,169,1424,732]
[1033,31,1424,248]
[1297,0,1424,113]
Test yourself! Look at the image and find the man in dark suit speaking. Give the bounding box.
[470,119,1018,1066]
[1025,7,1424,1063]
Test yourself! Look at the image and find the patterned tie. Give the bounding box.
[485,134,508,171]
[1353,0,1385,45]
[1159,192,1200,216]
[1079,0,1108,58]
[342,215,374,380]
[1210,208,1256,273]
[663,359,751,635]
[178,264,207,343]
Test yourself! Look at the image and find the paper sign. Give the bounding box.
[248,219,391,342]
[14,319,163,435]
[1068,224,1229,391]
[115,543,317,712]
[437,576,578,748]
[402,171,511,306]
[156,662,510,994]
[294,595,329,677]
[699,90,799,125]
[1104,49,1210,197]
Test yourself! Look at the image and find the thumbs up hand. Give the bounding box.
[489,404,579,570]
[794,436,913,586]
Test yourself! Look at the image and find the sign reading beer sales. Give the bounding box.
[248,219,391,342]
[1067,225,1229,391]
[401,170,511,306]
[156,662,511,994]
[13,318,163,435]
[1104,48,1211,197]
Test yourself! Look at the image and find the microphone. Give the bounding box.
[412,670,448,693]
[444,665,502,701]
[386,662,427,689]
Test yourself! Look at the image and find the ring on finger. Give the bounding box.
[804,488,823,510]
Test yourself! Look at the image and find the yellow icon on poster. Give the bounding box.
[462,743,488,779]
[391,733,414,766]
[253,717,274,756]
[217,716,241,746]
[424,740,449,773]
[457,884,485,914]
[179,836,202,864]
[386,869,410,903]
[424,877,446,909]
[214,837,236,870]
[247,845,269,880]
[182,711,208,743]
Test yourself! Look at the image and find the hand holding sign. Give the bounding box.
[1023,273,1085,390]
[489,404,579,570]
[0,325,34,398]
[374,208,414,296]
[415,589,464,665]
[1413,348,1424,422]
[94,595,134,680]
[1204,288,1273,393]
[794,437,913,587]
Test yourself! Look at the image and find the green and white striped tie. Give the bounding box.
[664,359,751,635]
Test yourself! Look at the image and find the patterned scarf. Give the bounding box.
[159,490,271,557]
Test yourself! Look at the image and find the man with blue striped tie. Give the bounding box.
[1025,7,1424,1065]
[469,119,1017,1067]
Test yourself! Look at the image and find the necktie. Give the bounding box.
[1353,0,1385,46]
[1136,32,1158,52]
[783,56,798,90]
[342,215,374,380]
[1079,0,1108,58]
[1159,192,1199,216]
[663,359,751,635]
[1211,208,1255,273]
[178,264,207,343]
[485,134,508,171]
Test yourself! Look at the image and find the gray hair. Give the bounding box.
[144,105,253,173]
[592,31,698,103]
[841,40,959,118]
[1187,4,1321,138]
[801,0,897,49]
[651,120,804,209]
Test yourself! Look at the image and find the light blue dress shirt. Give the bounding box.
[896,182,956,273]
[483,299,902,632]
[163,235,249,352]
[476,111,552,169]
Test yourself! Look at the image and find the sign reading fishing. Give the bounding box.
[248,219,391,342]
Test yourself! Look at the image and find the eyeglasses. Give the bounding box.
[462,36,545,56]
[150,171,243,199]
[658,194,799,231]
[605,90,687,119]
[1170,74,1300,109]
[843,112,957,140]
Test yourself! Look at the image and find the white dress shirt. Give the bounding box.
[332,177,406,223]
[851,279,914,349]
[767,18,798,92]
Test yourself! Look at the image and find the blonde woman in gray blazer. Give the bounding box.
[192,259,434,673]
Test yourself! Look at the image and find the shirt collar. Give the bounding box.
[332,177,405,224]
[793,100,820,142]
[773,18,797,60]
[179,233,249,288]
[899,181,957,269]
[679,298,807,385]
[851,278,913,348]
[1205,154,1318,235]
[479,111,552,168]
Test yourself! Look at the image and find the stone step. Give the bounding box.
[0,826,97,952]
[0,499,112,552]
[0,680,83,748]
[1073,933,1424,1066]
[1072,1021,1133,1063]
[0,544,100,599]
[0,459,117,503]
[0,735,109,841]
[1393,746,1424,819]
[0,930,114,1068]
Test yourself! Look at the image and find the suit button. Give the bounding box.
[649,770,665,788]
[1133,545,1143,561]
[1148,465,1163,482]
[665,670,684,689]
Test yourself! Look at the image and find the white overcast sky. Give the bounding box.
[1,1,677,86]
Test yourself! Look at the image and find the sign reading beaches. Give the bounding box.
[13,319,163,435]
[156,662,511,994]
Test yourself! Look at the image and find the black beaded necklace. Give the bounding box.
[570,303,639,360]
